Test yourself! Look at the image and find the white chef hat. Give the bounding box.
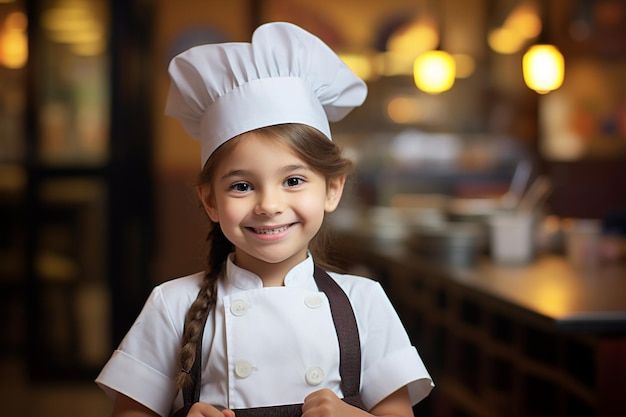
[165,21,367,167]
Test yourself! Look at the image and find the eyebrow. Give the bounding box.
[220,164,310,181]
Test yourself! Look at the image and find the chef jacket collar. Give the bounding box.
[225,253,317,290]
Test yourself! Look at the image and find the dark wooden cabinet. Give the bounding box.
[333,232,626,417]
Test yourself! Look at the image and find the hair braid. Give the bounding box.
[175,223,232,388]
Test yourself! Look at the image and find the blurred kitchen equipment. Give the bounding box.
[408,221,485,267]
[489,211,537,265]
[390,193,448,228]
[516,175,552,212]
[563,218,602,267]
[501,159,532,209]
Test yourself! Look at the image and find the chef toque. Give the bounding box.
[165,21,368,167]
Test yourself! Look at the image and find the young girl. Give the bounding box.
[96,22,433,417]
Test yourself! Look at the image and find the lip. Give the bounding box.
[246,223,294,241]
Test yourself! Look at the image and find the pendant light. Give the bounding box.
[522,44,564,93]
[413,50,455,94]
[0,11,28,69]
[521,1,564,94]
[413,0,455,94]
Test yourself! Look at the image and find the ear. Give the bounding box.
[197,185,220,223]
[324,175,346,213]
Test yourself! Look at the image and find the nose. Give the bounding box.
[254,188,284,217]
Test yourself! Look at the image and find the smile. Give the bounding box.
[250,225,291,235]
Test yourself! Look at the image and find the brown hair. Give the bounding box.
[175,123,353,388]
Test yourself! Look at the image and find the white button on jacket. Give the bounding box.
[305,366,325,386]
[230,299,249,316]
[304,294,323,309]
[235,360,254,378]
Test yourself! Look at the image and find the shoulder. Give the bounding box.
[325,270,402,326]
[156,271,205,296]
[326,270,382,289]
[116,271,208,347]
[326,271,387,302]
[147,271,207,317]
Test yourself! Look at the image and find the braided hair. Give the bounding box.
[175,123,353,388]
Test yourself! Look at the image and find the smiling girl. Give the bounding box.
[96,22,433,417]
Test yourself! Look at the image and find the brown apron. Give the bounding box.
[172,265,365,417]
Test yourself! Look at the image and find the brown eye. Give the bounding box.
[230,182,252,192]
[285,177,304,187]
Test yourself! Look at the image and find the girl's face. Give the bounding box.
[198,131,345,283]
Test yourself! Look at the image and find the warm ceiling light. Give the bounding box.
[504,1,541,39]
[1,12,28,69]
[488,27,526,54]
[489,1,542,54]
[413,50,455,94]
[522,44,564,94]
[386,17,439,57]
[1,29,28,68]
[387,96,421,124]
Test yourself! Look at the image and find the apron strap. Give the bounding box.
[180,266,365,413]
[312,265,364,408]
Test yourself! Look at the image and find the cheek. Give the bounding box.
[217,200,247,224]
[295,194,327,218]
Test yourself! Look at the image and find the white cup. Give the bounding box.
[489,211,536,265]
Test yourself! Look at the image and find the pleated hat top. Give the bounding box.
[165,22,367,167]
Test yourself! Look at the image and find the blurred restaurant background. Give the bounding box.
[1,0,625,416]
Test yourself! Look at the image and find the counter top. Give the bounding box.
[450,255,626,333]
[336,232,626,334]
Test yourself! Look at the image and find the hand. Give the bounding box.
[186,403,236,417]
[302,389,365,417]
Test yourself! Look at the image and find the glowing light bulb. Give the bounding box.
[0,29,28,69]
[522,44,564,94]
[413,50,455,94]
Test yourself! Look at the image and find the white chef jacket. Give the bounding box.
[96,255,433,417]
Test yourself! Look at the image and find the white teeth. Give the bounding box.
[253,225,289,235]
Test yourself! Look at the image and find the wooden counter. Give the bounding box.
[449,255,626,334]
[332,232,626,417]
